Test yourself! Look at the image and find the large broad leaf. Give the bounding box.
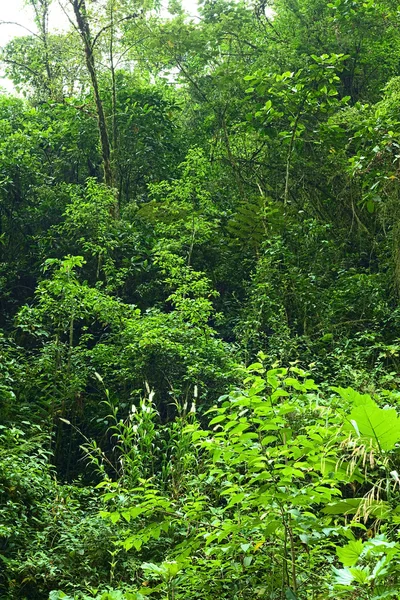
[333,387,375,407]
[337,539,364,567]
[345,400,400,451]
[332,566,354,586]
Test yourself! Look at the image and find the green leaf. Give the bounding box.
[123,537,135,551]
[366,199,375,213]
[332,387,374,406]
[209,415,226,426]
[337,539,364,567]
[350,566,370,584]
[110,511,121,524]
[285,588,299,600]
[226,492,245,508]
[49,593,68,600]
[332,567,354,586]
[133,538,143,551]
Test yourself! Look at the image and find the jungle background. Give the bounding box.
[2,0,400,598]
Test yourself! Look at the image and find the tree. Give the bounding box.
[68,0,114,190]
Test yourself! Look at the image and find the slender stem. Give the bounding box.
[287,513,297,593]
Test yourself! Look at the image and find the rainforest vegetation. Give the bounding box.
[3,0,400,598]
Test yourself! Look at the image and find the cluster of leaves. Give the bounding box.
[41,363,400,600]
[0,425,116,598]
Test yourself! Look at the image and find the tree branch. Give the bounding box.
[91,14,140,51]
[0,21,42,40]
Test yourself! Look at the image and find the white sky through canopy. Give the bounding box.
[0,0,199,92]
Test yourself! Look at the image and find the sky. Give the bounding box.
[1,1,68,44]
[0,0,200,44]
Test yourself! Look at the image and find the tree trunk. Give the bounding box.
[71,0,114,190]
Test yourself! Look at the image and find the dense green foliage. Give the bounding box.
[2,0,400,598]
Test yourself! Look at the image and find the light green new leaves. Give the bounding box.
[141,560,182,582]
